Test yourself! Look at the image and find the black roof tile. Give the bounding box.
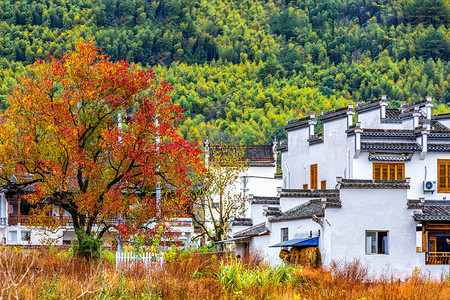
[361,141,421,152]
[319,106,353,122]
[233,222,269,238]
[368,152,414,162]
[285,116,313,131]
[355,100,382,113]
[339,179,410,189]
[270,199,324,222]
[264,206,282,216]
[280,189,339,198]
[414,201,450,221]
[231,218,253,226]
[251,196,280,205]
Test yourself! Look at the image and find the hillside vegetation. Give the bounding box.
[0,0,449,144]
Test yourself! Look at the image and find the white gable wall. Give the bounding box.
[353,152,450,200]
[357,108,413,130]
[283,117,356,190]
[322,188,448,278]
[283,126,310,189]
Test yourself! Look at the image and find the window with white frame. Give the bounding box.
[9,231,17,242]
[21,230,31,242]
[365,231,388,254]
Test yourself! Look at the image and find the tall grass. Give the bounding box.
[0,246,449,299]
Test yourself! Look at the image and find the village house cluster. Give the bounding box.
[227,96,450,277]
[1,95,450,277]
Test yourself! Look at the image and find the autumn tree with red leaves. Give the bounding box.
[0,41,203,257]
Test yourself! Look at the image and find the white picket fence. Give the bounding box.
[115,251,164,270]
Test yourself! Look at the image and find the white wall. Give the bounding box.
[283,117,355,190]
[353,152,450,200]
[323,188,448,278]
[251,234,281,265]
[357,108,413,130]
[4,225,73,245]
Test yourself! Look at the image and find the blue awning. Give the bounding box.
[269,237,319,247]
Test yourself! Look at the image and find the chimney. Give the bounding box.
[425,96,433,120]
[380,95,388,119]
[354,122,362,158]
[420,128,429,160]
[413,106,421,129]
[272,137,278,171]
[347,104,355,128]
[308,114,317,138]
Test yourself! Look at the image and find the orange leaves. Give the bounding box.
[0,40,204,239]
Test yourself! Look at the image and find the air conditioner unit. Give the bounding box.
[423,181,437,192]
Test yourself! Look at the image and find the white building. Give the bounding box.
[230,96,450,278]
[0,188,195,247]
[200,142,282,247]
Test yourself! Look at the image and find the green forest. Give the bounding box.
[0,0,449,144]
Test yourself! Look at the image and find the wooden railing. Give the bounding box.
[8,216,123,227]
[426,252,450,265]
[8,216,72,226]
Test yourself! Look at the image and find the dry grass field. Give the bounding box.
[1,246,449,300]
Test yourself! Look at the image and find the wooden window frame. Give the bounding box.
[437,159,450,193]
[310,164,318,189]
[372,163,405,180]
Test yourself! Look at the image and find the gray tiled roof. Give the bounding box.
[414,201,450,221]
[361,141,421,152]
[431,121,450,132]
[231,218,253,226]
[355,100,381,113]
[285,116,312,131]
[427,142,450,152]
[319,106,353,122]
[339,179,410,189]
[407,199,424,209]
[432,113,450,120]
[368,152,414,162]
[233,222,269,238]
[308,134,323,145]
[280,189,339,198]
[384,109,402,120]
[264,206,282,216]
[361,129,415,138]
[269,199,324,222]
[251,196,280,205]
[210,145,275,166]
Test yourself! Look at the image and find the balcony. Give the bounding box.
[8,216,73,226]
[425,252,450,265]
[7,216,122,227]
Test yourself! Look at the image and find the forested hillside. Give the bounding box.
[0,0,449,144]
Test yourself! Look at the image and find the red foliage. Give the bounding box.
[0,40,205,240]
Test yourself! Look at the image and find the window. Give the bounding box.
[212,203,219,209]
[21,231,31,242]
[310,164,318,189]
[9,231,17,242]
[373,163,404,180]
[321,180,326,189]
[438,159,450,193]
[303,184,308,189]
[366,231,388,254]
[281,228,288,243]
